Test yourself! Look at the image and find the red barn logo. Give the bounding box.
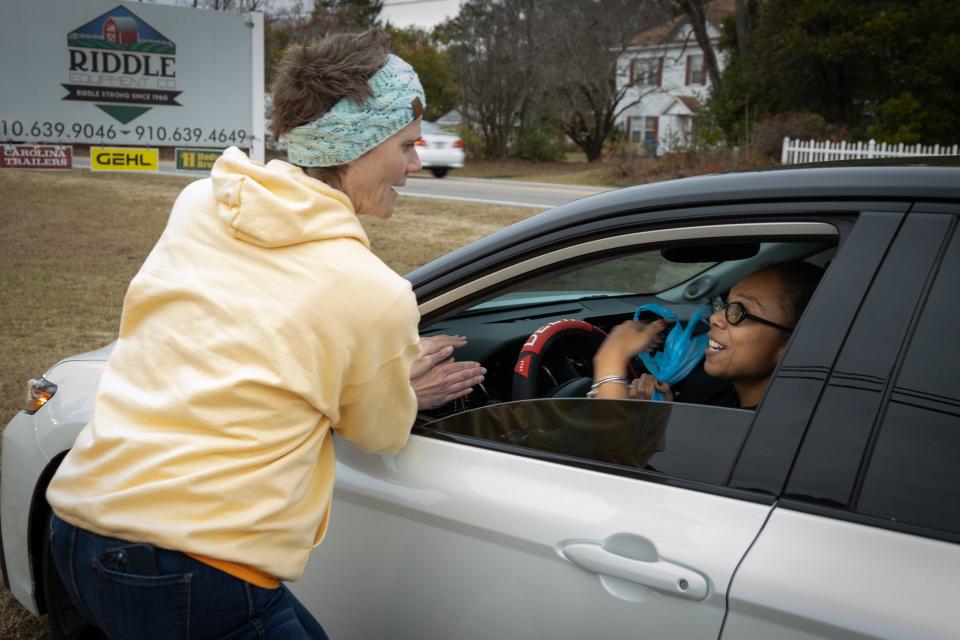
[103,17,139,45]
[63,5,180,125]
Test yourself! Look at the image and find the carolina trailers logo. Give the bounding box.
[62,5,181,125]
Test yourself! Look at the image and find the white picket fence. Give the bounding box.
[781,137,960,164]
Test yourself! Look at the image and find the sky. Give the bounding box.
[150,0,463,30]
[380,0,463,29]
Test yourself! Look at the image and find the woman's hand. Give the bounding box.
[410,335,485,410]
[410,334,467,379]
[593,320,669,376]
[412,357,485,409]
[628,373,674,401]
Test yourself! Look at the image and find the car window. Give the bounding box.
[423,399,753,487]
[855,219,960,536]
[418,230,838,493]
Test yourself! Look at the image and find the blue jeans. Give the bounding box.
[49,514,329,640]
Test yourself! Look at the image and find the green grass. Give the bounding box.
[0,168,537,638]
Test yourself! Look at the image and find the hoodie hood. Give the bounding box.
[211,146,369,249]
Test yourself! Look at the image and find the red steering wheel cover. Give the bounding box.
[513,319,609,400]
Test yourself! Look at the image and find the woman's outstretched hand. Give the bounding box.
[411,335,485,410]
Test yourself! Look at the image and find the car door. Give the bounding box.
[723,208,960,639]
[289,209,895,640]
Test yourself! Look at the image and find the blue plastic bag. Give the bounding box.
[632,303,711,401]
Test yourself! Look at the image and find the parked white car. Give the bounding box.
[415,121,464,178]
[3,165,960,639]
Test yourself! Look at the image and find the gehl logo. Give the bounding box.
[62,5,181,125]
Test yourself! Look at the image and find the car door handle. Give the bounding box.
[560,541,708,601]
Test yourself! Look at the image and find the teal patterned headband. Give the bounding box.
[285,54,426,167]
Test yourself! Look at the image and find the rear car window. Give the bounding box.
[856,220,960,536]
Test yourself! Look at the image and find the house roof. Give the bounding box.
[628,0,735,48]
[678,95,703,111]
[660,95,704,115]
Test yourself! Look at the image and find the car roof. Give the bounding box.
[407,164,960,289]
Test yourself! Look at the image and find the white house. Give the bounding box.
[616,0,734,155]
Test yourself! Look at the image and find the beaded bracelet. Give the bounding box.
[586,375,629,398]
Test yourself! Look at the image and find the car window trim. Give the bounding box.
[418,222,838,317]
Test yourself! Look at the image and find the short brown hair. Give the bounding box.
[271,31,390,186]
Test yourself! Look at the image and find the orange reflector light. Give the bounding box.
[26,378,57,414]
[415,139,427,146]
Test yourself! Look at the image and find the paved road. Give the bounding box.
[399,175,610,209]
[71,156,610,209]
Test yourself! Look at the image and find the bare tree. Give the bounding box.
[190,0,268,11]
[651,0,727,91]
[448,0,538,159]
[542,0,665,161]
[732,0,759,56]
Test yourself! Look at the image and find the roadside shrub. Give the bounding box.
[751,112,848,160]
[515,121,566,162]
[604,144,771,187]
[457,125,484,160]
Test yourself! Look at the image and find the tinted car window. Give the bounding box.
[856,220,960,535]
[424,399,753,487]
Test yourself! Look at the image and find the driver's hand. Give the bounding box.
[628,374,674,401]
[593,320,669,376]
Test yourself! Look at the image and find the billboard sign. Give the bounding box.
[0,0,264,160]
[90,146,159,171]
[0,144,73,170]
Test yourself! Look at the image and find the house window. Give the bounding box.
[628,116,659,153]
[686,55,706,85]
[632,58,662,87]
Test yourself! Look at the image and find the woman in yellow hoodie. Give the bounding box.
[46,32,483,639]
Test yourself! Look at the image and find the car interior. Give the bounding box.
[416,237,837,426]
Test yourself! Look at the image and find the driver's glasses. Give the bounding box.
[710,296,794,333]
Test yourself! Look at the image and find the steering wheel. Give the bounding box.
[512,319,611,400]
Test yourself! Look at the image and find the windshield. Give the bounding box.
[465,251,715,313]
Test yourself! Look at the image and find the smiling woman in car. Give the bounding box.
[592,262,824,409]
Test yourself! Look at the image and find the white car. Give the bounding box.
[3,165,960,639]
[415,121,464,178]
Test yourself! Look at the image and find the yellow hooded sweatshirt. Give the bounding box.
[47,147,420,582]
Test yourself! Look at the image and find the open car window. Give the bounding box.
[417,224,840,491]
